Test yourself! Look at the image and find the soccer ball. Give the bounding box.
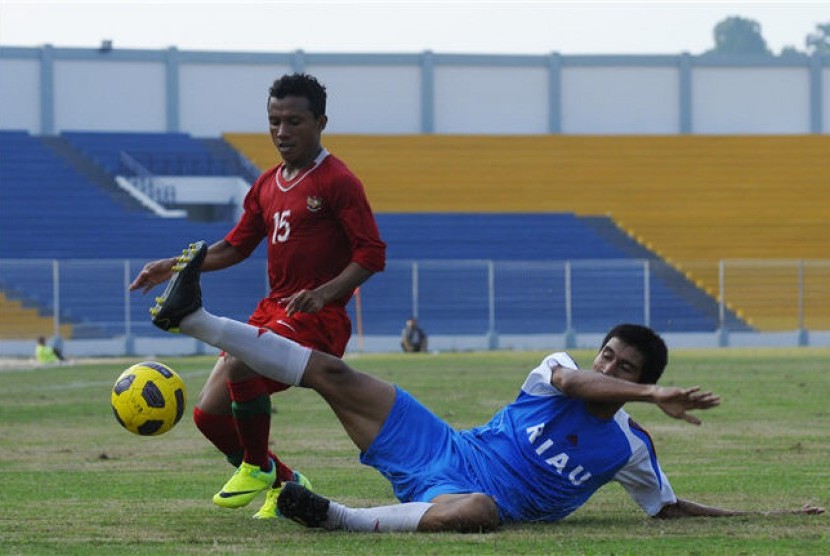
[111,361,187,436]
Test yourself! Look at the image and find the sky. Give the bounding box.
[0,1,827,56]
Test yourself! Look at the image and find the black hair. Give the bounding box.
[600,324,668,385]
[268,73,327,118]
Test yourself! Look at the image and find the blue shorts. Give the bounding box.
[360,386,482,503]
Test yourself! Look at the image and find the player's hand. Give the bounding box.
[129,258,175,293]
[795,504,825,515]
[281,289,326,316]
[761,503,825,516]
[655,386,721,425]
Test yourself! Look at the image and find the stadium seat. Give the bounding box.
[0,131,257,338]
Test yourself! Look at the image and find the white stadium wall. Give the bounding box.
[0,57,40,131]
[692,67,811,134]
[311,65,423,134]
[178,62,293,136]
[0,46,827,136]
[434,64,549,134]
[561,66,679,134]
[54,60,167,132]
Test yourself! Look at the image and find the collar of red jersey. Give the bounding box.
[276,148,329,192]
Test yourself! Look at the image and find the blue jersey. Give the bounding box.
[360,353,677,523]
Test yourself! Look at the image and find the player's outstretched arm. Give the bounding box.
[656,498,825,519]
[552,367,721,423]
[554,367,717,406]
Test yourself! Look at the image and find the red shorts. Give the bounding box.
[241,297,352,394]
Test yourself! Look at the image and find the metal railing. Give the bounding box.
[119,151,177,205]
[2,258,829,346]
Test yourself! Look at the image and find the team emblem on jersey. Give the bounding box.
[306,196,323,212]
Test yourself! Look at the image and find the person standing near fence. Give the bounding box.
[129,73,386,518]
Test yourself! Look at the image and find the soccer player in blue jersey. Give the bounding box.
[151,242,825,532]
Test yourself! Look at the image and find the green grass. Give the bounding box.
[1,349,829,554]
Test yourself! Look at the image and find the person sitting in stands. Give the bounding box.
[400,317,428,353]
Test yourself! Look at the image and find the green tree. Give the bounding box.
[806,22,830,54]
[779,45,805,59]
[707,16,771,55]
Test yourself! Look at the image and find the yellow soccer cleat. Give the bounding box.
[252,471,313,520]
[213,459,276,509]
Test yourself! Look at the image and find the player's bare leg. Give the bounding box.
[196,357,233,415]
[418,493,500,532]
[297,351,395,452]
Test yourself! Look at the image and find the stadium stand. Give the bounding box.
[227,133,830,330]
[61,131,237,176]
[0,291,72,339]
[225,132,751,332]
[5,130,823,338]
[358,213,740,334]
[0,131,261,338]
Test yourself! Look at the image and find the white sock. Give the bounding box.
[324,501,433,532]
[179,308,311,386]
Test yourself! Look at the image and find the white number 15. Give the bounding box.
[272,210,291,243]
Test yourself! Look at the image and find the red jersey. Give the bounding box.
[225,149,385,306]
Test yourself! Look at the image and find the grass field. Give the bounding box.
[1,349,829,555]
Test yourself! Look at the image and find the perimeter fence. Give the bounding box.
[2,259,829,347]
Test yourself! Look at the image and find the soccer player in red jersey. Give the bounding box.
[131,73,386,518]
